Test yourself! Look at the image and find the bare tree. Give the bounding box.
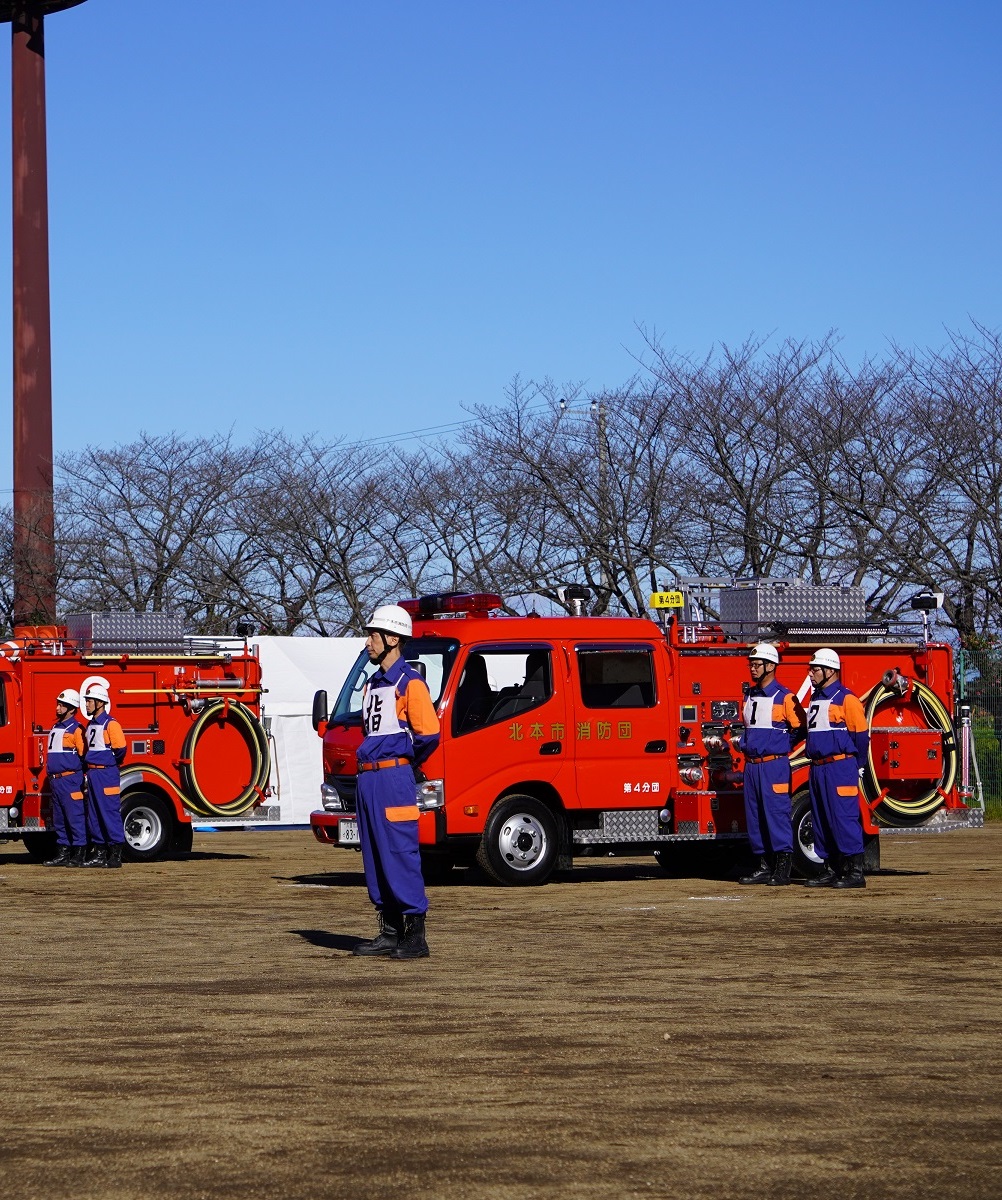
[30,325,1002,644]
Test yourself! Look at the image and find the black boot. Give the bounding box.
[767,851,793,886]
[43,846,72,867]
[352,909,402,956]
[833,853,866,889]
[739,855,773,885]
[83,845,107,868]
[804,860,837,887]
[67,846,85,868]
[390,913,430,960]
[105,843,124,869]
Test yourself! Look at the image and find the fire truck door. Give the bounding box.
[570,643,670,809]
[443,643,568,813]
[0,674,18,804]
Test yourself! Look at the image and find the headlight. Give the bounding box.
[415,778,445,811]
[320,783,343,812]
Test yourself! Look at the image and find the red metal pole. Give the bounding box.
[11,4,55,629]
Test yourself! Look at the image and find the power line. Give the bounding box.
[339,397,560,450]
[0,396,581,493]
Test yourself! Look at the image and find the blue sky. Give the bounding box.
[0,0,999,490]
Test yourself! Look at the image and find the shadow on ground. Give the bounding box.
[289,928,366,952]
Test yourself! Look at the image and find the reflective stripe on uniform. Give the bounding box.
[385,805,420,822]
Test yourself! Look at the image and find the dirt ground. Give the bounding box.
[1,825,999,1200]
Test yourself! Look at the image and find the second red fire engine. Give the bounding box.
[310,582,981,885]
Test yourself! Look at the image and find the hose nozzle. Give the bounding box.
[882,668,911,697]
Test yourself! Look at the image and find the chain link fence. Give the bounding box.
[958,648,1002,821]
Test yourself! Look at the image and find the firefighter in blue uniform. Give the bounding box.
[82,682,128,869]
[43,688,87,867]
[353,604,441,960]
[804,648,870,889]
[738,644,806,886]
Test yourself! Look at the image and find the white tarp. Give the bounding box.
[254,636,365,825]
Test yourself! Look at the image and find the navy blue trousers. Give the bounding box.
[85,767,126,845]
[51,772,87,848]
[808,758,864,859]
[743,758,794,854]
[356,764,428,916]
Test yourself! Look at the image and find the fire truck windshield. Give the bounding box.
[330,637,460,723]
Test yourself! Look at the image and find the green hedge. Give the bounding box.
[973,720,1002,821]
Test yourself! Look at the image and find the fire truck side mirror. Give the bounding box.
[312,690,328,732]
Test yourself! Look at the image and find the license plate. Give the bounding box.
[338,818,359,845]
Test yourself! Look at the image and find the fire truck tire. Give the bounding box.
[171,821,194,857]
[790,793,882,877]
[791,791,825,880]
[476,796,559,886]
[121,793,173,862]
[862,832,880,875]
[22,831,58,861]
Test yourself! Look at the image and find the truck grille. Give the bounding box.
[331,775,357,812]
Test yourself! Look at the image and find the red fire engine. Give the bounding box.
[309,584,982,885]
[0,613,271,862]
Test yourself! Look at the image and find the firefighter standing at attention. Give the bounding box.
[353,604,441,960]
[738,644,806,886]
[804,648,870,890]
[82,683,128,868]
[43,689,87,868]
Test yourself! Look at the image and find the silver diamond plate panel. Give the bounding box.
[574,808,657,844]
[65,611,184,652]
[0,808,7,829]
[571,809,719,844]
[720,582,865,635]
[187,807,281,826]
[879,807,984,833]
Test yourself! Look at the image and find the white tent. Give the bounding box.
[254,636,365,825]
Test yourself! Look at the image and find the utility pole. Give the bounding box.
[2,1,88,629]
[592,397,608,605]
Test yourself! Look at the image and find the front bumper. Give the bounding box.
[311,810,358,846]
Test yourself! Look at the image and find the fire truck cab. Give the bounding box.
[310,586,981,885]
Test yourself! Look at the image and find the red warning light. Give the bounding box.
[399,592,504,619]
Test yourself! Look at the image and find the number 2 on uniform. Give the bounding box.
[808,703,819,729]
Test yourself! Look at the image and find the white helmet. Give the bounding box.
[747,643,780,665]
[56,688,81,709]
[84,683,111,706]
[365,604,413,639]
[809,648,841,671]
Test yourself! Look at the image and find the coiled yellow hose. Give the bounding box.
[859,679,957,825]
[179,700,271,818]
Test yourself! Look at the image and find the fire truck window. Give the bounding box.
[577,649,656,708]
[331,638,458,723]
[0,677,7,727]
[453,649,552,735]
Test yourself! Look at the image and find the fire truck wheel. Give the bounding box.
[22,832,58,862]
[791,791,824,880]
[476,796,558,886]
[121,793,173,863]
